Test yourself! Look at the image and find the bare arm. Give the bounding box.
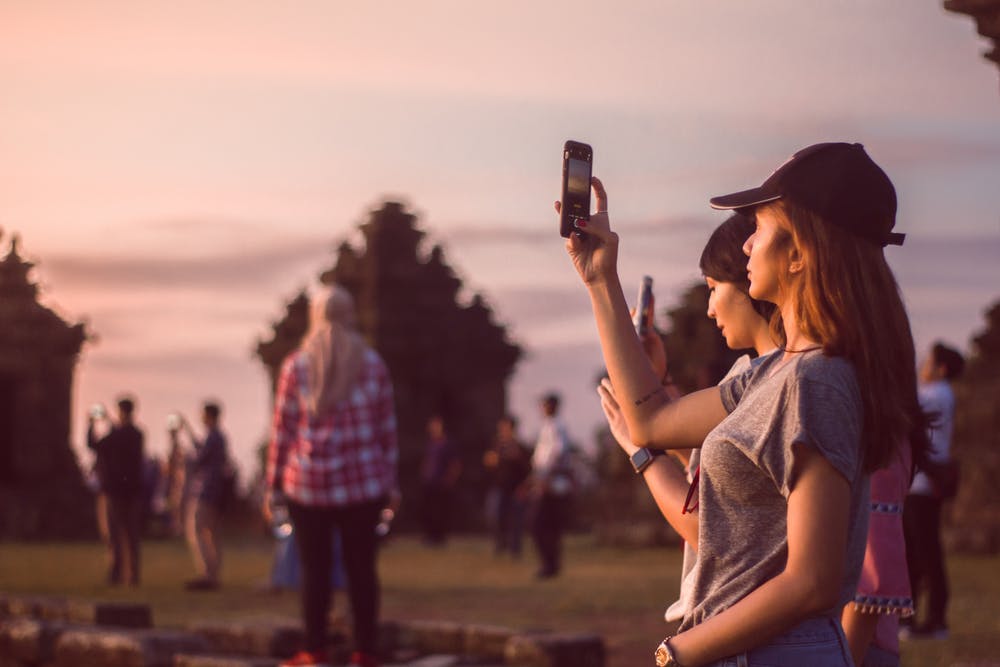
[563,180,727,449]
[599,380,699,547]
[841,605,879,667]
[668,445,852,666]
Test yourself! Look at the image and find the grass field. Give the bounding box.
[1,534,998,666]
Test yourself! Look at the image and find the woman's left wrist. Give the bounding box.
[654,635,684,667]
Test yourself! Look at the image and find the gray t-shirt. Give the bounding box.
[665,353,755,623]
[679,350,869,631]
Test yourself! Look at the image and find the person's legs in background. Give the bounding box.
[105,495,125,585]
[335,500,382,665]
[186,500,221,588]
[903,494,949,636]
[287,502,335,658]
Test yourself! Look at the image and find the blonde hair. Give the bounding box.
[299,285,366,416]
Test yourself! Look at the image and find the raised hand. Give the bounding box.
[598,377,639,457]
[556,177,619,286]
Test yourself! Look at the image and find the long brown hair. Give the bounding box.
[767,199,929,473]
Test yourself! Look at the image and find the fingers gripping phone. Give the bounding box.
[633,275,654,336]
[560,140,593,238]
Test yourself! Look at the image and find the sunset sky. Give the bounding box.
[2,1,999,480]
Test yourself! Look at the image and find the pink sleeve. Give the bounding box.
[853,445,913,615]
[852,444,914,654]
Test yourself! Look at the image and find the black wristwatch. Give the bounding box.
[630,448,666,474]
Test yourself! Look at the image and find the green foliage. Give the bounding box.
[660,282,745,393]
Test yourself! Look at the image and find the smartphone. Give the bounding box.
[89,403,106,420]
[633,276,654,336]
[560,140,593,238]
[166,413,182,431]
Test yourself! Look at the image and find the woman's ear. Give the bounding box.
[787,246,804,274]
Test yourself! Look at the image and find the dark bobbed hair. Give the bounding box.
[931,342,965,380]
[768,199,930,473]
[699,213,778,322]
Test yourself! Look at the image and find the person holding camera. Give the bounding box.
[600,212,779,628]
[564,142,928,666]
[173,401,230,591]
[87,396,145,587]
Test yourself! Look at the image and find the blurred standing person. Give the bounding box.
[179,401,229,591]
[265,285,399,667]
[87,396,144,587]
[903,342,965,639]
[165,420,188,537]
[529,392,574,579]
[483,415,531,557]
[419,415,461,546]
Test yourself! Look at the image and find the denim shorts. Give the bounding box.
[861,644,899,667]
[706,617,852,667]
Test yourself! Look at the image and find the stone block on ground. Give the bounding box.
[0,617,68,664]
[3,595,64,622]
[504,633,604,667]
[402,654,462,667]
[54,626,209,667]
[68,600,153,628]
[463,625,514,662]
[190,622,305,658]
[174,653,279,667]
[395,621,465,656]
[0,594,152,628]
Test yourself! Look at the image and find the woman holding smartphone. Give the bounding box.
[600,212,778,626]
[562,142,927,666]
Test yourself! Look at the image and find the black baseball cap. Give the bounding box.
[709,142,905,247]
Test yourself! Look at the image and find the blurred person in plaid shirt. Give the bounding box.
[264,285,400,667]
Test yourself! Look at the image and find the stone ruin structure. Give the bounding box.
[945,0,1000,86]
[0,233,95,539]
[257,202,522,531]
[0,593,604,667]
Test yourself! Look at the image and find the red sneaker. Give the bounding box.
[280,650,331,667]
[350,651,381,667]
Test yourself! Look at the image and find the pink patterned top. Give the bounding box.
[852,442,914,655]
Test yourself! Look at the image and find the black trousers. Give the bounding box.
[420,483,454,544]
[494,489,526,555]
[287,499,382,654]
[903,493,949,627]
[531,492,570,575]
[105,493,142,586]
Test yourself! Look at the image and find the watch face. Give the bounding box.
[632,448,652,473]
[654,643,670,667]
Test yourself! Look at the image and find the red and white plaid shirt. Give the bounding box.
[266,347,398,507]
